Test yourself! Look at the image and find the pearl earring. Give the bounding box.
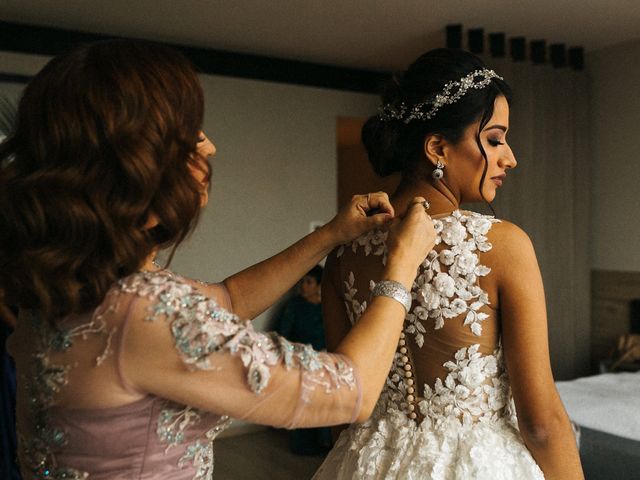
[432,161,444,180]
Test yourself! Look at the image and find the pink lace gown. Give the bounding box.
[313,210,545,480]
[8,270,362,479]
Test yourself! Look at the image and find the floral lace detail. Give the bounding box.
[338,229,388,264]
[378,349,414,416]
[343,271,370,326]
[120,271,357,396]
[409,210,499,342]
[341,210,498,343]
[22,299,116,479]
[157,404,232,480]
[342,273,413,416]
[313,344,539,480]
[157,405,202,450]
[420,344,516,430]
[339,210,509,424]
[314,211,545,479]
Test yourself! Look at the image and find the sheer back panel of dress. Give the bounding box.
[313,211,544,479]
[334,211,510,424]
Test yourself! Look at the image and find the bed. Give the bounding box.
[556,371,640,480]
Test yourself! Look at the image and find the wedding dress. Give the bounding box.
[314,210,545,480]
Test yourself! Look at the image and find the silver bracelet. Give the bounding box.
[371,280,412,313]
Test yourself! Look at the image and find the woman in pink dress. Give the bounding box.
[0,40,435,479]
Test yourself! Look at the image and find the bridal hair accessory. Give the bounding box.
[371,280,412,312]
[432,161,444,180]
[378,69,503,124]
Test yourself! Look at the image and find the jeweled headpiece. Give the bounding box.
[378,68,503,124]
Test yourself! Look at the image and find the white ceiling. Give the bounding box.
[2,0,640,71]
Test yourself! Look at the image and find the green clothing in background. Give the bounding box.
[276,295,331,454]
[276,296,325,351]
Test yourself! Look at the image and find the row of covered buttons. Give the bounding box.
[398,332,417,420]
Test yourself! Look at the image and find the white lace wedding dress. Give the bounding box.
[313,210,545,480]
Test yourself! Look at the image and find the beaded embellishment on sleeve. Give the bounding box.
[119,271,357,479]
[119,271,357,395]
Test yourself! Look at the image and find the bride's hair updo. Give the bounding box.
[362,48,512,178]
[0,39,208,323]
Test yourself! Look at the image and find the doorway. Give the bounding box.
[336,117,400,209]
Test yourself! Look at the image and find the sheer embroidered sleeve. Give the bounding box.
[118,271,362,428]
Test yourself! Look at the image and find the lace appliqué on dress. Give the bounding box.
[411,211,500,342]
[340,210,499,344]
[420,344,516,429]
[340,210,505,422]
[343,272,370,326]
[314,211,544,479]
[157,404,232,480]
[22,298,117,480]
[120,271,357,396]
[337,229,388,264]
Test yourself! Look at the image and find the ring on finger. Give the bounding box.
[413,199,430,211]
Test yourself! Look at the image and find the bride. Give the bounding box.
[314,49,584,479]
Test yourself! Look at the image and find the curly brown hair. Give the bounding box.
[0,39,209,323]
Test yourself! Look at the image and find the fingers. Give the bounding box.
[405,196,430,219]
[386,196,437,270]
[366,212,395,229]
[354,191,394,217]
[368,191,394,216]
[403,197,436,243]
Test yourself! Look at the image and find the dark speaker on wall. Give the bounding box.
[550,44,566,68]
[569,47,584,70]
[489,33,506,57]
[530,40,546,64]
[510,37,526,61]
[631,299,640,334]
[446,24,462,49]
[468,28,484,54]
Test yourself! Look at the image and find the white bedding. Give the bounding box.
[556,371,640,441]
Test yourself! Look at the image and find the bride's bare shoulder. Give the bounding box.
[484,219,539,278]
[487,219,531,243]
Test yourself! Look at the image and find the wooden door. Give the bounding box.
[336,117,400,209]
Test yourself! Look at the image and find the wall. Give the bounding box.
[588,39,640,272]
[175,75,378,330]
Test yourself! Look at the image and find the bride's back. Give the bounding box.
[315,46,582,479]
[328,209,511,425]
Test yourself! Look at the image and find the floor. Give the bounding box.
[215,429,327,479]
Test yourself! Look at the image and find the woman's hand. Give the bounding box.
[384,196,436,289]
[322,192,395,245]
